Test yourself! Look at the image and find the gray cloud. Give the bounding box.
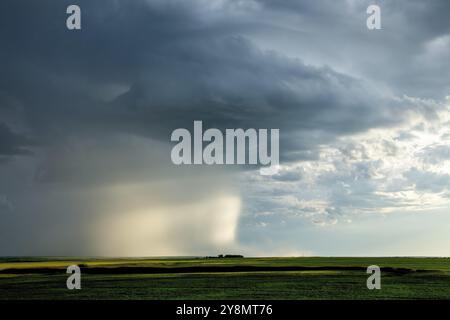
[0,123,35,156]
[251,0,450,99]
[1,0,450,255]
[404,168,450,193]
[0,0,413,167]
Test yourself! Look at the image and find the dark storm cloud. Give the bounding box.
[255,0,450,99]
[0,123,34,156]
[0,0,412,168]
[1,0,450,256]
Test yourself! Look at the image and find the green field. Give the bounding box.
[1,257,449,299]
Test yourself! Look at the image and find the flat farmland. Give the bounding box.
[1,257,449,299]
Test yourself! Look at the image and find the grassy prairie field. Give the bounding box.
[0,257,449,299]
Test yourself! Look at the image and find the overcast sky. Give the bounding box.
[1,0,450,256]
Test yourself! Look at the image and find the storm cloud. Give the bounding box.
[1,0,450,256]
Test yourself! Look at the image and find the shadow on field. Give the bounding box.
[0,265,416,275]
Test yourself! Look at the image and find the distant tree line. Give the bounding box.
[204,254,244,259]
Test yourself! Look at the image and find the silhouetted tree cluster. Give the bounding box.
[205,254,244,259]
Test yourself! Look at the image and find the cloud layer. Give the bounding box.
[1,0,450,255]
